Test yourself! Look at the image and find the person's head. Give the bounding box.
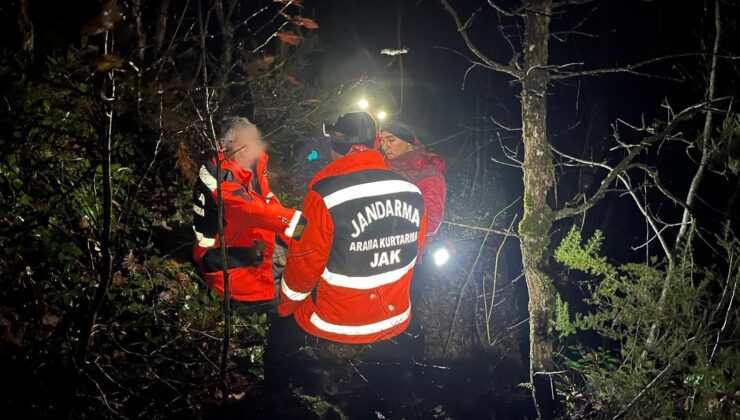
[218,116,266,168]
[324,112,377,160]
[380,121,418,159]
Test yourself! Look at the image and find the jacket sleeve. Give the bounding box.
[416,175,446,237]
[418,198,428,253]
[277,190,333,316]
[218,181,304,239]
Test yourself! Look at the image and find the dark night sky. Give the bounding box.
[1,0,737,262]
[309,0,738,262]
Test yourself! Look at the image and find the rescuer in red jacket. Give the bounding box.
[277,112,427,344]
[380,121,447,240]
[193,117,304,302]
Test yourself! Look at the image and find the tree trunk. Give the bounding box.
[132,0,146,62]
[518,0,556,416]
[155,0,171,52]
[18,0,34,60]
[215,0,234,85]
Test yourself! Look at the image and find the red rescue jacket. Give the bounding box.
[193,153,303,302]
[385,144,447,237]
[278,147,427,344]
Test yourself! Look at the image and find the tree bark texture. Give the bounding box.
[518,0,557,416]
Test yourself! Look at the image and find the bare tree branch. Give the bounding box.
[439,0,519,77]
[675,0,722,249]
[78,31,117,364]
[487,0,522,17]
[551,145,674,260]
[551,52,738,80]
[553,101,713,222]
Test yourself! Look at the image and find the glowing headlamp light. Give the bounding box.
[353,97,387,123]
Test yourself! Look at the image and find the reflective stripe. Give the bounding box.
[309,306,411,336]
[322,180,421,209]
[284,210,302,238]
[322,258,416,289]
[281,277,310,301]
[193,204,205,217]
[194,229,216,247]
[199,165,217,191]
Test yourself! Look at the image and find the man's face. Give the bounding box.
[229,125,266,169]
[380,131,413,159]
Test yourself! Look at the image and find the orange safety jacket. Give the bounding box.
[193,153,303,302]
[278,147,427,344]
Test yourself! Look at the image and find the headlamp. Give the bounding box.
[357,98,369,110]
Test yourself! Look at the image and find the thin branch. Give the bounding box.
[550,52,738,80]
[676,0,722,249]
[551,145,674,260]
[443,199,520,357]
[485,216,518,344]
[439,0,518,77]
[553,101,712,222]
[613,344,690,419]
[486,0,521,17]
[442,220,519,237]
[78,31,116,364]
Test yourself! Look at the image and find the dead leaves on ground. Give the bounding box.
[283,74,301,86]
[0,306,62,346]
[95,53,125,72]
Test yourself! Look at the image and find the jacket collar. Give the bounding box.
[215,152,269,185]
[309,147,387,188]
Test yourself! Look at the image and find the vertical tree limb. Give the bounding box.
[215,153,232,404]
[78,31,116,364]
[675,0,721,250]
[132,0,146,62]
[198,0,231,402]
[215,0,235,86]
[18,0,34,60]
[644,0,722,355]
[155,0,171,52]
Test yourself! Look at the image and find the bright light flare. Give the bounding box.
[376,110,387,121]
[357,98,369,110]
[433,248,451,267]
